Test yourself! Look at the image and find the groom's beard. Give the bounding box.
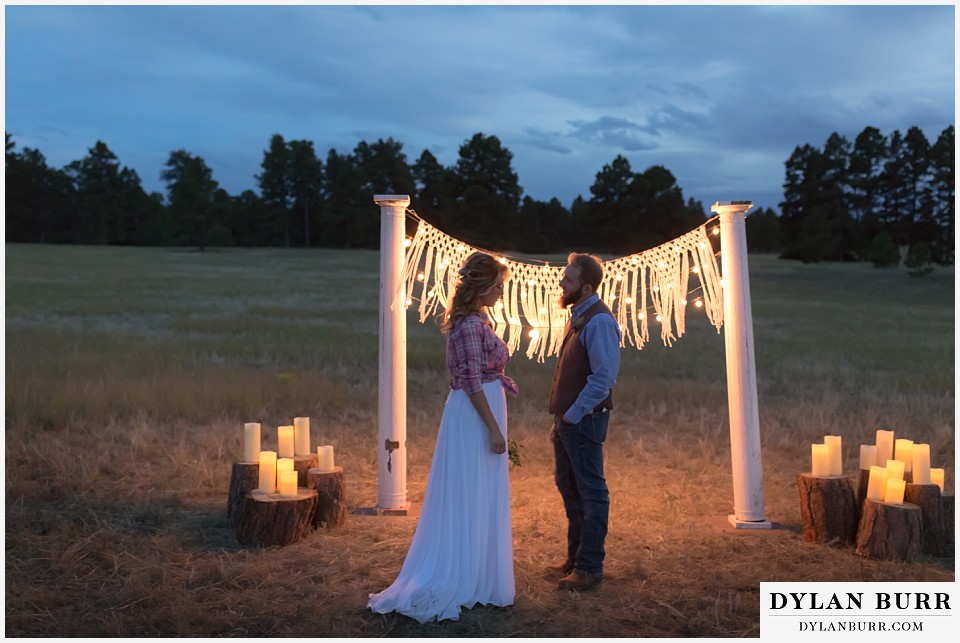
[559,287,584,309]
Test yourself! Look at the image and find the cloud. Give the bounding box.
[567,116,659,151]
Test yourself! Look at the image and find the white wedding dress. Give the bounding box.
[367,380,515,623]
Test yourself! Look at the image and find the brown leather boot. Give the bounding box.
[557,569,603,591]
[547,559,575,575]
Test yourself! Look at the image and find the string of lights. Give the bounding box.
[399,209,725,361]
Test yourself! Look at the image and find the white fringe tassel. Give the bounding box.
[397,216,724,362]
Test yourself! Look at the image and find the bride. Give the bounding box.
[367,251,517,623]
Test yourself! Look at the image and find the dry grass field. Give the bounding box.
[4,243,955,638]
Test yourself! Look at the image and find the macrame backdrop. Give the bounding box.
[399,210,725,361]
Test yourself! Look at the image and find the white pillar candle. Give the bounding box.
[277,425,295,458]
[930,468,944,493]
[894,439,913,474]
[294,416,311,456]
[911,443,931,485]
[243,422,261,463]
[824,435,843,476]
[278,470,299,498]
[811,443,830,477]
[885,477,906,505]
[258,450,277,494]
[875,429,895,468]
[885,458,905,482]
[317,445,334,472]
[859,444,877,470]
[866,465,888,501]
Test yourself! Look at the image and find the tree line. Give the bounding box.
[5,124,953,266]
[4,131,707,254]
[765,124,954,267]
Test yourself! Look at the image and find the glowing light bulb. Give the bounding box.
[656,314,662,322]
[638,312,645,320]
[680,298,687,305]
[616,274,623,281]
[539,307,546,314]
[652,286,659,293]
[499,257,508,265]
[521,292,527,299]
[457,244,465,251]
[659,261,666,268]
[699,242,707,249]
[495,301,504,310]
[674,245,681,253]
[631,257,639,265]
[712,228,719,236]
[692,266,700,273]
[416,273,424,281]
[695,300,703,308]
[609,295,617,301]
[403,238,412,248]
[625,297,633,304]
[529,329,540,339]
[528,279,535,286]
[427,289,435,298]
[405,298,412,306]
[719,279,724,288]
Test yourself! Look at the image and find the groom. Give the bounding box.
[548,252,621,591]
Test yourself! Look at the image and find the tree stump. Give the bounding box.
[308,466,347,528]
[904,483,946,557]
[855,498,922,562]
[797,473,858,545]
[227,462,260,527]
[234,489,318,547]
[855,469,870,516]
[941,495,954,557]
[293,454,318,486]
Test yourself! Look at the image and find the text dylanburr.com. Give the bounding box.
[761,582,955,639]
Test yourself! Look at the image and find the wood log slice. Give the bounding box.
[234,488,318,547]
[797,473,858,546]
[855,469,870,516]
[227,462,260,527]
[904,483,946,557]
[293,454,318,487]
[855,498,922,562]
[308,466,347,528]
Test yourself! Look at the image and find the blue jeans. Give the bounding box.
[552,411,610,576]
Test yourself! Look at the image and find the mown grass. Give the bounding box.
[4,243,955,637]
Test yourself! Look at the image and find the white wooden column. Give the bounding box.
[712,200,771,528]
[374,194,410,510]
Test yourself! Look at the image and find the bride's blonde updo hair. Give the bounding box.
[441,251,509,334]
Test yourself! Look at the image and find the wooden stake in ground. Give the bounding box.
[308,466,347,528]
[227,462,259,527]
[234,489,318,547]
[855,498,922,562]
[797,473,858,546]
[904,483,946,557]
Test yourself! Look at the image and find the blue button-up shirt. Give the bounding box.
[564,293,621,424]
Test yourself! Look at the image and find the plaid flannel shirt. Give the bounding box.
[446,311,519,397]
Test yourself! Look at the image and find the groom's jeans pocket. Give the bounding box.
[559,411,609,444]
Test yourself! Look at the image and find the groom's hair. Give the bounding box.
[567,252,603,291]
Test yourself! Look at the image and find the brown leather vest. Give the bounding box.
[548,299,615,415]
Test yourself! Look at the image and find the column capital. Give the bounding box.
[373,194,411,207]
[711,200,754,216]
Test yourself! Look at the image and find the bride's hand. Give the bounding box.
[490,429,506,455]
